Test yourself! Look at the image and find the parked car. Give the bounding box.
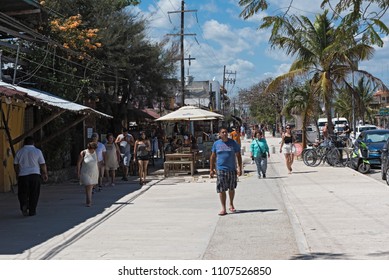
[351,124,377,141]
[354,129,389,167]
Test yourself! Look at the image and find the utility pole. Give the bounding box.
[0,50,2,82]
[168,1,196,106]
[222,65,236,114]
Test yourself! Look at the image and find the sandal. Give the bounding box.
[229,207,236,213]
[218,211,227,216]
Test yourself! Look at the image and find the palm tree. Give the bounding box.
[283,82,321,148]
[336,76,377,126]
[259,11,378,135]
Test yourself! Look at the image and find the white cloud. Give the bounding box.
[199,1,219,13]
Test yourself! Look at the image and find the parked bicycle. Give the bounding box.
[303,135,350,167]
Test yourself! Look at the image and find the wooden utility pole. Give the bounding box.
[222,65,237,114]
[168,1,196,106]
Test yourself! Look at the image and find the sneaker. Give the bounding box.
[263,174,266,178]
[257,175,261,179]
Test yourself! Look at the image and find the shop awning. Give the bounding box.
[0,81,112,118]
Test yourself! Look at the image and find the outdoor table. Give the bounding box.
[164,152,197,176]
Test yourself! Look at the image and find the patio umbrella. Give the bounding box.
[155,106,224,121]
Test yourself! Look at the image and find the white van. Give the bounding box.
[317,118,328,137]
[332,117,348,126]
[332,117,349,134]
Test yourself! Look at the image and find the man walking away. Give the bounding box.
[14,136,48,216]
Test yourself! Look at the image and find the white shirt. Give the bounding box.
[14,145,46,176]
[117,133,134,153]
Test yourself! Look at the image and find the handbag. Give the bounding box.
[255,140,267,158]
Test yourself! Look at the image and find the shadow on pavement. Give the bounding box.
[290,252,347,260]
[234,209,278,214]
[0,178,142,256]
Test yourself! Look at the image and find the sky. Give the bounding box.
[131,0,389,96]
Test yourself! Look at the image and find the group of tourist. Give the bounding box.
[13,122,295,216]
[76,129,155,207]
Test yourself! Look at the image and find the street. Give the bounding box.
[1,134,389,260]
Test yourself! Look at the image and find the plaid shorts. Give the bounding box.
[216,170,238,193]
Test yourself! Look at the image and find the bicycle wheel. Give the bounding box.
[326,148,341,166]
[339,148,351,167]
[303,149,319,166]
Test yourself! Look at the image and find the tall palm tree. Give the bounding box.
[283,82,321,148]
[259,11,377,134]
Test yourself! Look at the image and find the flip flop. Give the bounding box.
[218,211,227,216]
[229,207,236,213]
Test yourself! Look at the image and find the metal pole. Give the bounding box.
[352,71,356,138]
[0,49,2,81]
[13,42,20,85]
[180,0,185,106]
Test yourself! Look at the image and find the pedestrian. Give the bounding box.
[115,128,135,180]
[240,124,245,139]
[250,130,270,178]
[104,133,121,187]
[230,127,241,146]
[210,127,243,216]
[134,131,151,185]
[279,125,295,174]
[77,142,99,207]
[91,132,106,191]
[13,136,48,216]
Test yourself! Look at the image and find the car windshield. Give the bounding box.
[359,126,377,132]
[364,132,389,143]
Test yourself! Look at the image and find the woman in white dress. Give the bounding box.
[77,142,99,207]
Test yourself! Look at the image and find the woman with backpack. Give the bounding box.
[250,130,270,178]
[134,131,151,185]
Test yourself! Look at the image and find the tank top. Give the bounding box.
[284,135,293,144]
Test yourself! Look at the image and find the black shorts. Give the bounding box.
[137,155,149,161]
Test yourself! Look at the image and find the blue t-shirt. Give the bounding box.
[211,139,241,171]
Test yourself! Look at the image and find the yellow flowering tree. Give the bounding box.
[49,14,102,59]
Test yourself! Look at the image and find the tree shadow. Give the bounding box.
[0,178,144,256]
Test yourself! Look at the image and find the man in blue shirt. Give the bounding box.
[210,127,243,216]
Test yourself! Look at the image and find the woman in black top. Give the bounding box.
[279,125,294,174]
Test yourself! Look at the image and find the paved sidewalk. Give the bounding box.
[1,132,389,260]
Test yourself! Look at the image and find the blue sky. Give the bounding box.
[131,0,389,96]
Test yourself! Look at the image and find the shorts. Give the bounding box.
[216,170,238,193]
[137,155,149,161]
[283,143,294,154]
[122,151,133,166]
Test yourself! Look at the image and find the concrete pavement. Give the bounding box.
[1,133,389,260]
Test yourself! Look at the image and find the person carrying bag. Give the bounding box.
[250,130,270,178]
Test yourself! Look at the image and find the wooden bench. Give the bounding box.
[164,160,194,177]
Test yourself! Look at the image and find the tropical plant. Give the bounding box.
[260,10,383,134]
[283,82,321,148]
[335,76,377,125]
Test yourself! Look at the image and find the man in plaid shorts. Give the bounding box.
[210,127,243,216]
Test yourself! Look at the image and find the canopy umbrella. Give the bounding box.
[155,106,223,121]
